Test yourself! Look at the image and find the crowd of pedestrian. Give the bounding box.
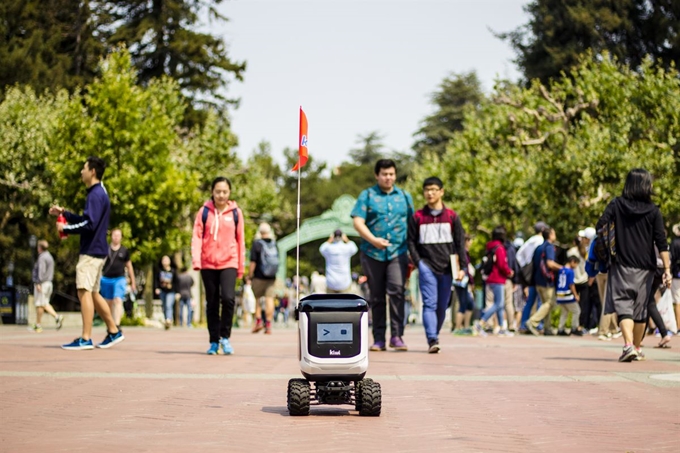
[32,157,679,363]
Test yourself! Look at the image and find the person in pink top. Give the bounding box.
[192,177,245,355]
[474,226,515,337]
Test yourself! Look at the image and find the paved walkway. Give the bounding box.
[1,322,679,453]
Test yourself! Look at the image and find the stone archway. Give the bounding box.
[275,194,358,280]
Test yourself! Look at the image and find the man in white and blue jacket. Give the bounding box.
[50,156,124,350]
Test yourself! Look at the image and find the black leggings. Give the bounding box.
[646,276,667,338]
[201,268,237,343]
[576,283,591,329]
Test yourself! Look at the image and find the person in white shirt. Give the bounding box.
[320,229,359,293]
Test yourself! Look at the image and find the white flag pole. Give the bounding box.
[295,164,301,304]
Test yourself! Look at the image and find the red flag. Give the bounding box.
[292,107,308,171]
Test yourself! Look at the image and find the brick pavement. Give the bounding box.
[1,322,679,453]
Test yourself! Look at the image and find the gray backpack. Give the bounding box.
[258,240,279,278]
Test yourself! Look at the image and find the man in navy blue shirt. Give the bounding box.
[526,227,563,336]
[50,156,124,350]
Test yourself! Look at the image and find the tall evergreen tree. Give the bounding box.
[0,0,107,92]
[349,132,387,165]
[412,71,484,161]
[499,0,680,83]
[106,0,245,108]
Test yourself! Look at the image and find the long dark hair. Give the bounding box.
[622,168,653,203]
[492,225,506,242]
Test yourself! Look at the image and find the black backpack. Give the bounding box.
[481,245,500,280]
[594,221,616,266]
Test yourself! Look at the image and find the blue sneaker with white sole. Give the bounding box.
[62,337,94,350]
[219,338,234,355]
[207,342,219,355]
[97,330,125,349]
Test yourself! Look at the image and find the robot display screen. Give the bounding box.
[317,323,353,343]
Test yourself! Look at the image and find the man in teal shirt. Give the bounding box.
[352,159,414,351]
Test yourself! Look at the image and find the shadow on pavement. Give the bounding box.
[261,406,353,417]
[155,351,212,356]
[544,357,613,362]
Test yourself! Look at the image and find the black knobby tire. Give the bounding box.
[358,381,381,416]
[287,379,310,416]
[354,378,374,412]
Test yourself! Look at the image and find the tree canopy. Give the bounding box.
[408,53,680,247]
[413,71,484,161]
[0,48,269,290]
[500,0,680,83]
[0,0,244,123]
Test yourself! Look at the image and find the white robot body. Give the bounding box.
[287,294,381,416]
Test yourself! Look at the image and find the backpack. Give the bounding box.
[202,206,238,238]
[257,239,279,278]
[593,221,616,266]
[518,261,535,287]
[539,244,555,284]
[481,245,500,281]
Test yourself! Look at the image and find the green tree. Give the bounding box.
[106,0,245,116]
[409,53,680,248]
[349,131,387,166]
[0,87,68,286]
[413,71,484,161]
[0,0,107,93]
[500,0,680,83]
[51,48,199,265]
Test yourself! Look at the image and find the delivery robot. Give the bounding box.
[287,293,381,416]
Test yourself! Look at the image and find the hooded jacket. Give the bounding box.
[485,239,513,284]
[191,200,245,277]
[596,197,667,271]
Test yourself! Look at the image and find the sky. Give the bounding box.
[211,0,530,169]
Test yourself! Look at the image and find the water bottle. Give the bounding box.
[57,214,68,240]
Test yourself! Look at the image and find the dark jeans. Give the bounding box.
[455,285,474,313]
[589,281,602,329]
[576,282,591,329]
[360,252,408,343]
[201,268,237,343]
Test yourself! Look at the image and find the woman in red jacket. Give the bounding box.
[192,177,245,355]
[474,226,515,336]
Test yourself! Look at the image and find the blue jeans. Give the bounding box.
[160,291,175,322]
[482,283,505,325]
[179,297,193,326]
[520,286,542,330]
[418,261,453,342]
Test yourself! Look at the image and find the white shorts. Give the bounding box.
[671,279,680,305]
[76,255,106,293]
[34,282,53,307]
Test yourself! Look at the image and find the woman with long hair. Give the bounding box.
[192,177,245,355]
[596,168,671,362]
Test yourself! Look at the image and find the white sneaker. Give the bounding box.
[589,327,599,335]
[612,331,622,339]
[598,334,612,341]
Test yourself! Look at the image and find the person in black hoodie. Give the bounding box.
[596,168,671,362]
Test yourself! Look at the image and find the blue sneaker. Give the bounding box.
[219,338,234,355]
[207,342,219,355]
[97,330,125,349]
[62,337,94,350]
